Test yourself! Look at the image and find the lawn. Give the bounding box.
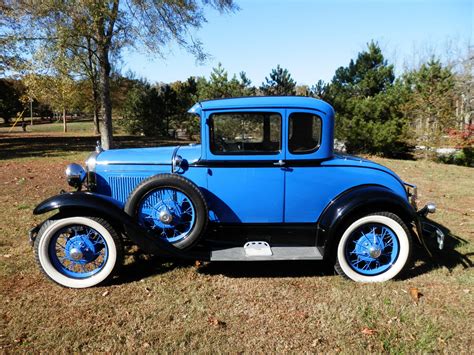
[0,133,472,352]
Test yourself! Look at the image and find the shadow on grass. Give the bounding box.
[198,260,332,278]
[403,219,472,279]
[0,134,191,160]
[110,253,193,285]
[112,219,471,282]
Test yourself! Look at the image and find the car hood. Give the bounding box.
[322,154,403,183]
[95,144,202,166]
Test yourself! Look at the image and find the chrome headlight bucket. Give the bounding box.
[404,182,418,209]
[85,151,100,190]
[65,163,86,189]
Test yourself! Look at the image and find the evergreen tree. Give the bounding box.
[402,58,457,149]
[324,42,409,156]
[0,79,24,123]
[260,65,296,96]
[198,63,255,100]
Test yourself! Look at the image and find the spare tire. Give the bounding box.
[124,174,208,250]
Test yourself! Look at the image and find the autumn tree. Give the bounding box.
[24,72,79,132]
[260,65,296,96]
[2,0,237,149]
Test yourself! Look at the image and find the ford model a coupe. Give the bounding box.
[30,97,444,288]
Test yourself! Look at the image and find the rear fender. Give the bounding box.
[316,184,417,255]
[33,192,182,257]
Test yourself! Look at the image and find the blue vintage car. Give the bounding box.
[30,96,444,288]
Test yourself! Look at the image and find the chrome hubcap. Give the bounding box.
[69,247,83,261]
[159,210,173,224]
[369,247,382,258]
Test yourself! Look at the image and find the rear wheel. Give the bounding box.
[334,212,412,282]
[34,216,123,288]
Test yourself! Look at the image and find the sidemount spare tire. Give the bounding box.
[124,174,208,250]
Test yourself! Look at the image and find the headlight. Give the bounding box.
[65,163,86,189]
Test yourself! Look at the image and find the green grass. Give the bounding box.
[0,139,472,352]
[0,120,96,135]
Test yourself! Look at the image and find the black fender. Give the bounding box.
[33,192,186,257]
[316,184,417,255]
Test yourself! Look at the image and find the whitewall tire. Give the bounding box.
[335,212,412,282]
[34,216,123,288]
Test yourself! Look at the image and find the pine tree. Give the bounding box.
[260,65,296,96]
[324,42,409,156]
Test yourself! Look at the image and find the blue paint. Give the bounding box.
[91,97,409,226]
[138,188,196,243]
[345,223,400,275]
[48,225,108,278]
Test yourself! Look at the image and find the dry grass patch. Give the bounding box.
[0,152,472,352]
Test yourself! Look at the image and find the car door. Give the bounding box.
[284,109,328,223]
[204,109,285,223]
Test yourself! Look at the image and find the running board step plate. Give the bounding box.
[210,245,323,261]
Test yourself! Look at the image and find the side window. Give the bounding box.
[288,112,322,154]
[210,112,281,155]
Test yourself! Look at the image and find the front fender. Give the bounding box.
[316,184,417,253]
[33,192,182,257]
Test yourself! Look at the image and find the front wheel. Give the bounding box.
[334,212,412,282]
[34,216,123,288]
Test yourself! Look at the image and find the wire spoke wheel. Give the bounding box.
[125,174,208,250]
[34,216,123,288]
[49,224,108,279]
[138,188,196,243]
[335,212,412,282]
[345,223,399,276]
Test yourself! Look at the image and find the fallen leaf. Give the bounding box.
[409,287,423,303]
[361,328,377,335]
[194,260,202,267]
[102,290,109,297]
[3,254,11,258]
[208,316,226,328]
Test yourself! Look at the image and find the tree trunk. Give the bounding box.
[93,87,100,135]
[63,107,67,133]
[98,46,113,149]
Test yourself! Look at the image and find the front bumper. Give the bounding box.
[420,218,445,250]
[416,203,445,250]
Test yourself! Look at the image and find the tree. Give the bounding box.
[402,58,457,149]
[260,65,296,96]
[324,42,409,156]
[198,63,255,100]
[24,73,79,132]
[0,79,24,123]
[2,0,237,149]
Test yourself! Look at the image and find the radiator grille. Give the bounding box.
[108,176,146,204]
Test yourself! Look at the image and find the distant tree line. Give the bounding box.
[1,42,472,162]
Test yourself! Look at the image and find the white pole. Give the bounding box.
[30,98,33,126]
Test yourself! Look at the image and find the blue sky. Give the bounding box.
[122,0,472,86]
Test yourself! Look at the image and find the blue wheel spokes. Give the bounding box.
[138,188,196,243]
[345,223,399,276]
[49,225,108,279]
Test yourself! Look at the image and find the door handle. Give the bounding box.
[273,160,285,166]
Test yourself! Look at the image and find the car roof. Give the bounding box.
[189,96,334,115]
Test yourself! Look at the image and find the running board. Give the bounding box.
[210,245,324,261]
